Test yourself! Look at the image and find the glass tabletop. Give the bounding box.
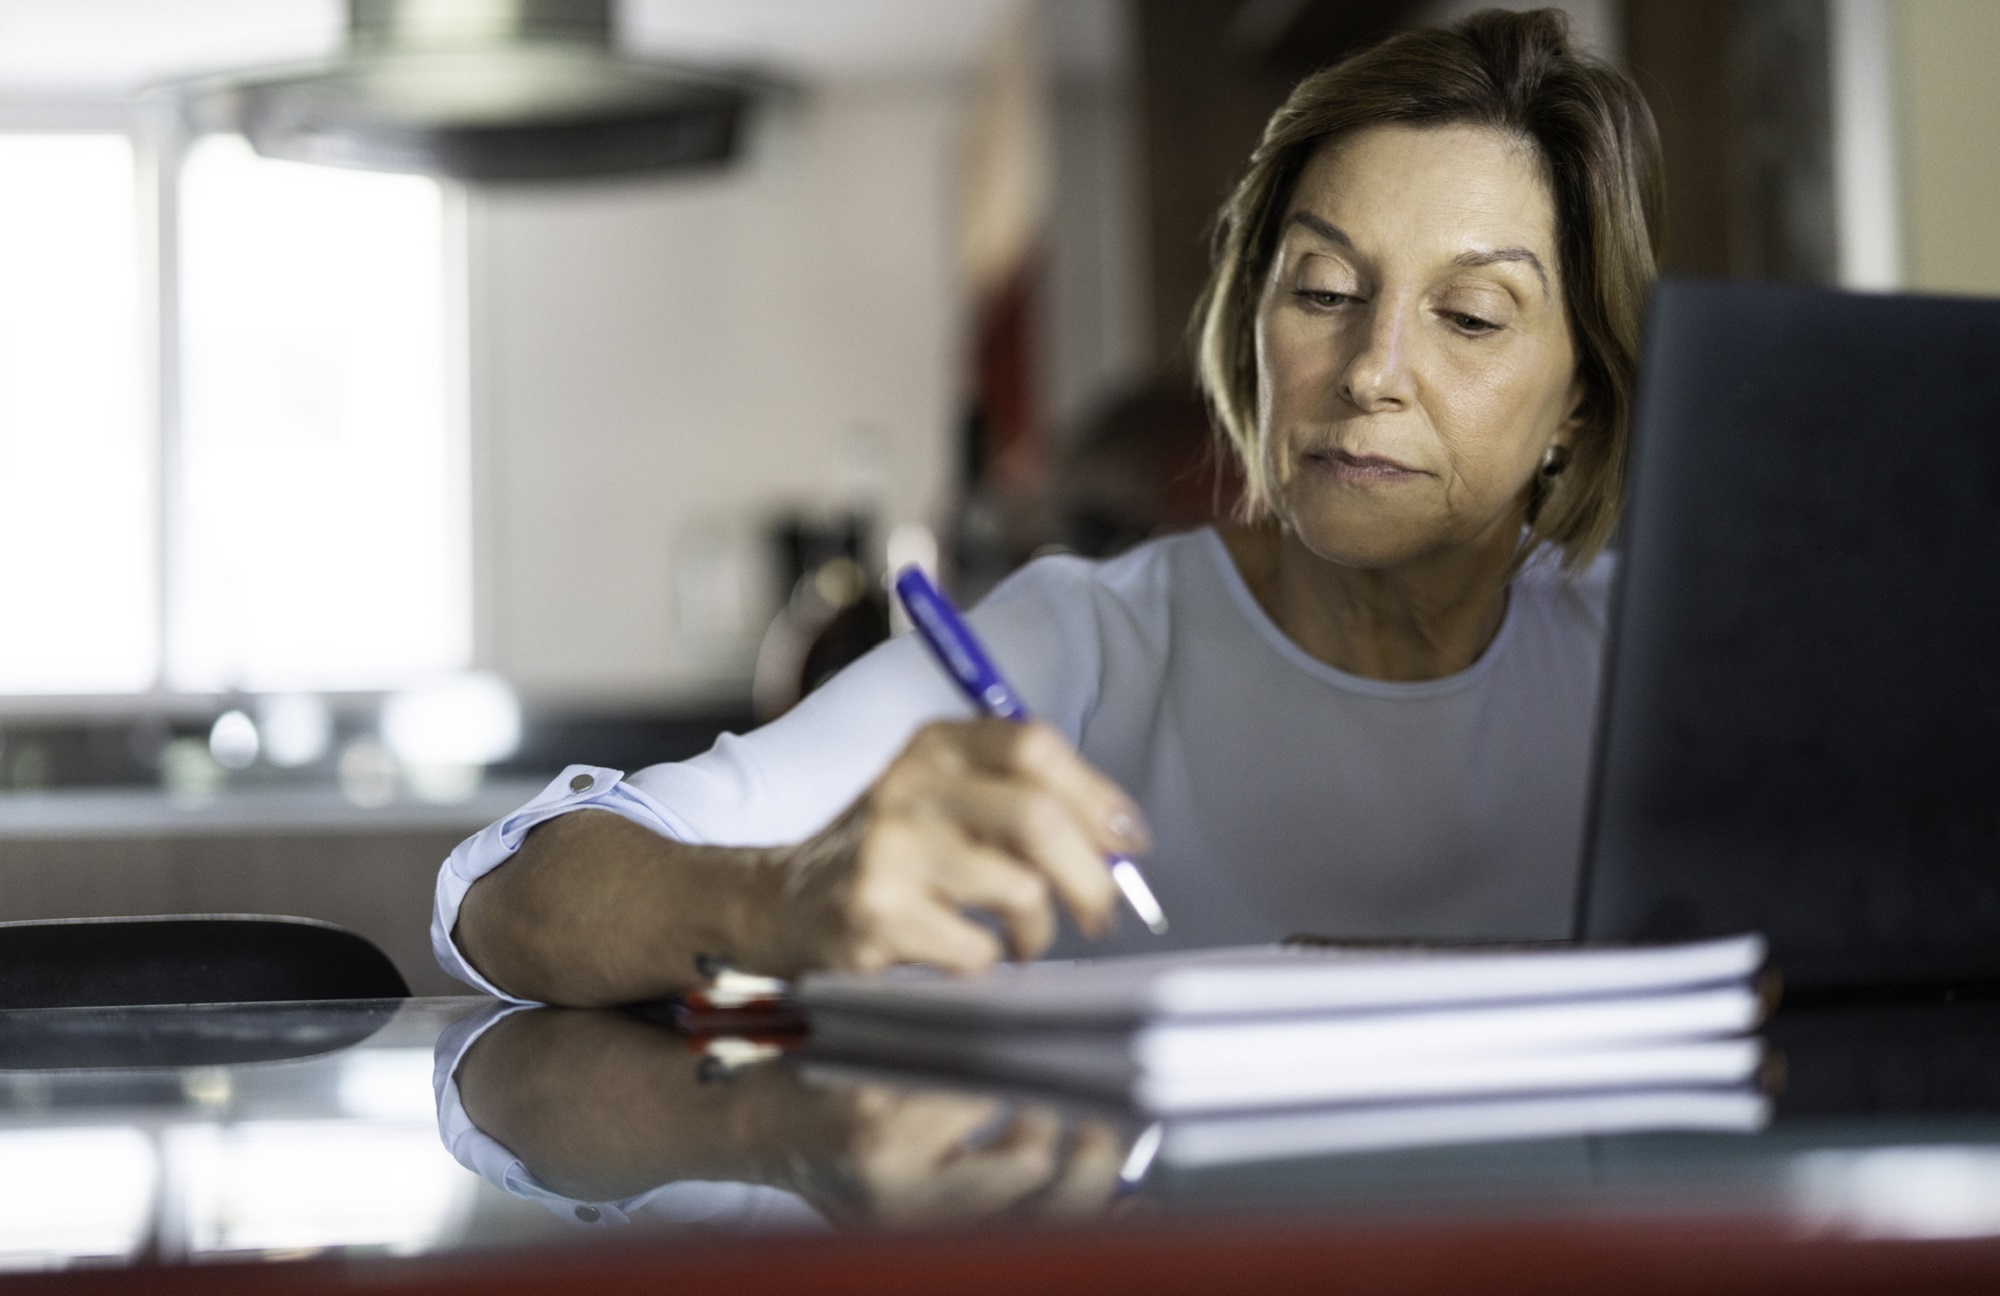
[2,992,1998,1273]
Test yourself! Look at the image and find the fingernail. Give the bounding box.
[1107,809,1150,849]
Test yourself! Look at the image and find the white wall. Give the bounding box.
[1893,0,2000,297]
[1827,0,2000,296]
[468,83,966,707]
[1041,0,1151,440]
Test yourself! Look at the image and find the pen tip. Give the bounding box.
[1109,857,1169,936]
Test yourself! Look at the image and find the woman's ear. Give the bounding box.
[1552,378,1588,452]
[1531,381,1588,493]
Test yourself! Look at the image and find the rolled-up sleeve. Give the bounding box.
[430,764,707,1000]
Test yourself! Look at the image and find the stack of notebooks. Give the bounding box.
[797,935,1773,1169]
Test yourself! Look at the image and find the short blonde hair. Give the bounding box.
[1194,8,1664,569]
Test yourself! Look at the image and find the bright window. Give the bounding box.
[174,135,468,692]
[0,133,153,693]
[0,130,469,700]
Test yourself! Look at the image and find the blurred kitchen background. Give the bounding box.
[1,0,1995,992]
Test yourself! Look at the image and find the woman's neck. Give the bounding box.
[1219,520,1520,682]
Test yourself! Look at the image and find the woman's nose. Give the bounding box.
[1338,304,1414,412]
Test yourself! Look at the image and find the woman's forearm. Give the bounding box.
[452,809,783,1006]
[453,719,1133,1005]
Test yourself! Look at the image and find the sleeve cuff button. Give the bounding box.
[569,773,595,793]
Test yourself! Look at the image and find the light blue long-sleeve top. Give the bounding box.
[432,527,1613,1001]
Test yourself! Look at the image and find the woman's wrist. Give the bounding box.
[709,846,793,979]
[718,808,864,980]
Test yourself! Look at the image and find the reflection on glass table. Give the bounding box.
[0,999,483,1270]
[441,1004,1130,1233]
[6,994,2000,1274]
[435,994,2000,1244]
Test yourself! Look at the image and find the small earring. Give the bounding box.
[1538,445,1570,479]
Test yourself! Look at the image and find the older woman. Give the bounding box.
[435,8,1664,1007]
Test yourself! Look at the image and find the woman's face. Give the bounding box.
[1254,123,1582,570]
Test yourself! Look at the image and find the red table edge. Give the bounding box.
[8,1214,2000,1296]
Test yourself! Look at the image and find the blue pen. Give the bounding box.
[892,566,1169,935]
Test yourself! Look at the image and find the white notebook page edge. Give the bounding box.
[795,934,1767,1025]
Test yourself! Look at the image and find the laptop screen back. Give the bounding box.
[1579,280,2000,989]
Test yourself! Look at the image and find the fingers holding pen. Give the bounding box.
[861,816,1058,963]
[957,719,1152,858]
[927,833,1059,958]
[762,719,1152,977]
[936,775,1115,939]
[886,719,1140,938]
[832,815,1053,972]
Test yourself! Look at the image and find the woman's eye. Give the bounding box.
[1294,289,1353,309]
[1446,310,1500,335]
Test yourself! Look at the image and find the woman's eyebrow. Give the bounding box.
[1283,214,1550,295]
[1453,247,1549,293]
[1284,211,1353,249]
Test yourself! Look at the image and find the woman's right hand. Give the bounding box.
[735,717,1150,977]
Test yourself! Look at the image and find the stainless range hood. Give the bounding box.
[180,0,757,182]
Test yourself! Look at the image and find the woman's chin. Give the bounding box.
[1279,499,1445,571]
[1284,523,1434,571]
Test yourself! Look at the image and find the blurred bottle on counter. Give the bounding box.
[752,512,892,723]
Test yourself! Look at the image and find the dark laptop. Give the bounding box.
[1577,279,2000,991]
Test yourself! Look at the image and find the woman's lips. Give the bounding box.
[1304,448,1425,483]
